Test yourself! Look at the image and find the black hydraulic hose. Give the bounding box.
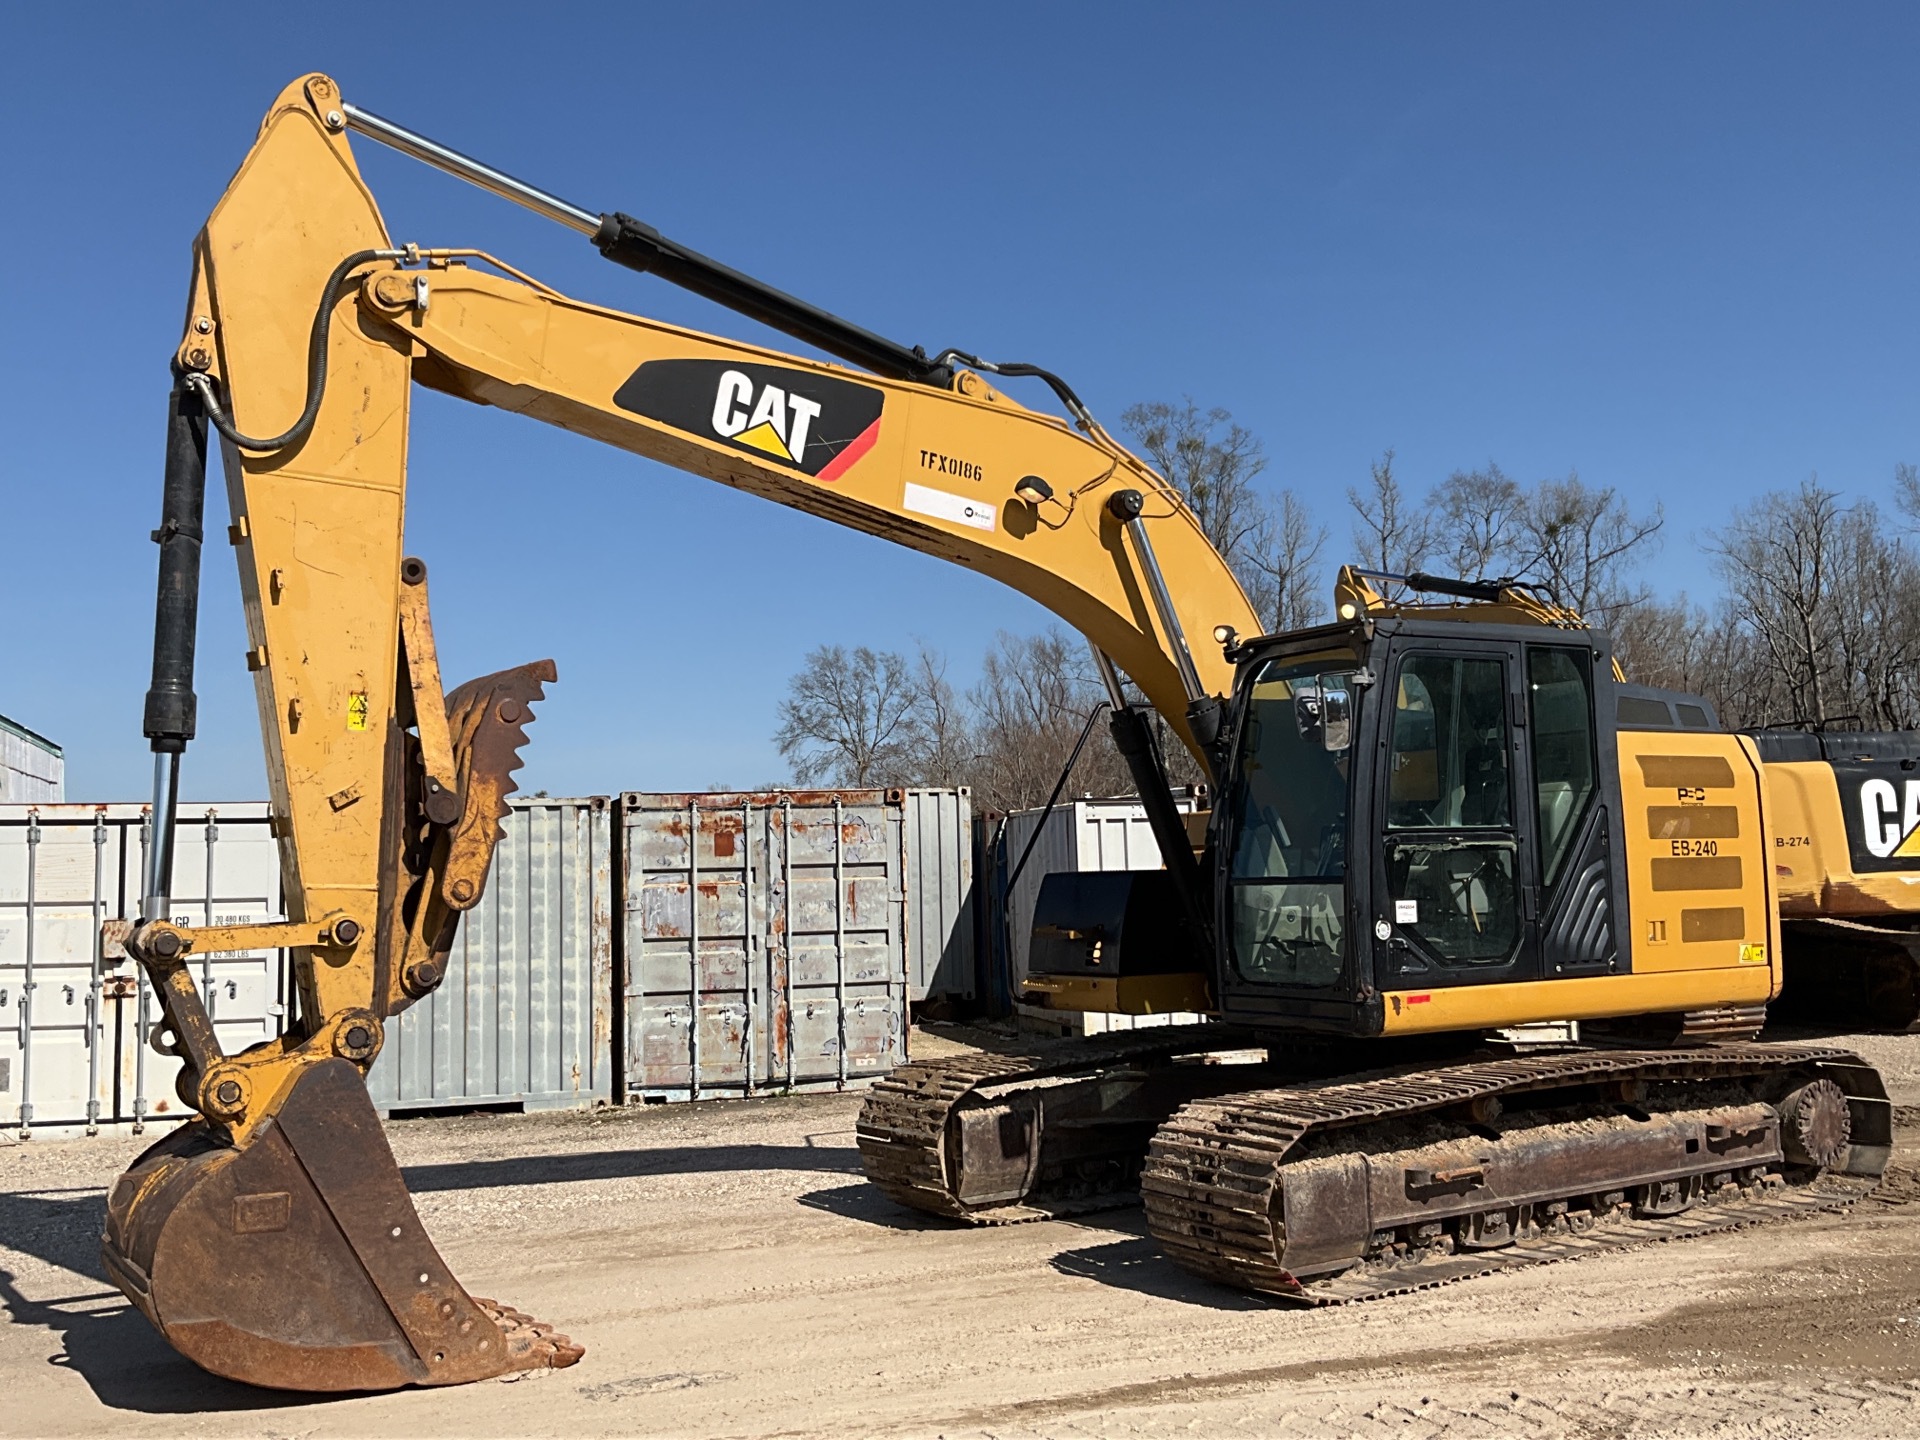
[183,247,400,453]
[932,350,1093,428]
[1005,701,1113,896]
[1106,703,1211,938]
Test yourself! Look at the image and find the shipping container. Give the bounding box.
[6,779,974,1131]
[901,787,974,1002]
[1,715,64,803]
[368,797,614,1115]
[0,803,287,1135]
[621,790,909,1099]
[995,795,1204,1034]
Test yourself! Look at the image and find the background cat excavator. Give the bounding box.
[110,74,1896,1394]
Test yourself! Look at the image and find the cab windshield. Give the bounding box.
[1227,651,1358,987]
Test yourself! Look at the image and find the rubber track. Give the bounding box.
[856,1025,1233,1224]
[1141,1042,1882,1304]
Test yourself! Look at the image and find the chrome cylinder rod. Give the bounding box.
[1108,492,1206,704]
[143,751,180,920]
[1089,642,1130,712]
[342,102,600,236]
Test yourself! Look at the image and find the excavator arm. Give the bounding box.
[105,73,1257,1393]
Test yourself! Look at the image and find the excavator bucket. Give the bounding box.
[101,655,576,1391]
[101,1058,581,1391]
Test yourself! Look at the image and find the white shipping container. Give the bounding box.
[1001,796,1205,1034]
[0,715,63,803]
[0,803,286,1136]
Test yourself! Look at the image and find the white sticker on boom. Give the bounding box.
[903,482,997,533]
[1394,899,1419,924]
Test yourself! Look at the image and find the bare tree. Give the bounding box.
[1121,399,1269,562]
[1433,464,1527,580]
[1612,595,1720,696]
[1825,501,1920,730]
[1242,491,1329,632]
[773,644,922,785]
[1347,449,1432,597]
[1351,455,1661,626]
[1707,481,1849,728]
[1122,398,1327,633]
[904,644,973,786]
[1518,473,1663,625]
[1894,461,1920,530]
[966,628,1132,811]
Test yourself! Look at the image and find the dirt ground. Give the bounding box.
[3,1027,1917,1439]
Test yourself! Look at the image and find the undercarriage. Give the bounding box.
[856,1032,1891,1303]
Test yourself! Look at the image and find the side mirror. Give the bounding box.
[1319,683,1352,753]
[1295,679,1353,753]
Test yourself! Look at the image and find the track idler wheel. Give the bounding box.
[100,1058,582,1391]
[1778,1079,1852,1169]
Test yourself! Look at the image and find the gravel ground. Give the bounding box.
[0,1027,1915,1439]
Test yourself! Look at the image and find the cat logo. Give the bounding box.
[612,359,884,481]
[1859,778,1920,859]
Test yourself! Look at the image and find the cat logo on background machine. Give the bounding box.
[1858,777,1920,860]
[614,358,884,481]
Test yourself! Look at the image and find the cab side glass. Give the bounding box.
[1527,646,1597,888]
[1384,654,1519,967]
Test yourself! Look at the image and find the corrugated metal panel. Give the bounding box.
[368,797,614,1115]
[901,787,974,1002]
[999,796,1204,1034]
[0,716,64,803]
[0,803,285,1135]
[622,790,908,1100]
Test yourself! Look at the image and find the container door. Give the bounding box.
[625,798,756,1098]
[623,793,907,1099]
[0,814,112,1129]
[370,798,614,1113]
[777,799,903,1087]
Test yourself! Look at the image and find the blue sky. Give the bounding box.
[3,6,1914,801]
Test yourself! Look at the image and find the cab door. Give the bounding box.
[1522,642,1623,977]
[1371,639,1539,987]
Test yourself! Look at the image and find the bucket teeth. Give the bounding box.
[471,1298,586,1371]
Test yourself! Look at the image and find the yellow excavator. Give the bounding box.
[1749,731,1920,1031]
[110,73,1893,1393]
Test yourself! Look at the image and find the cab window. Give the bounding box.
[1227,652,1357,987]
[1384,654,1518,966]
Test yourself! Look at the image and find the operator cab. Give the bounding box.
[1025,571,1655,1036]
[1214,603,1634,1036]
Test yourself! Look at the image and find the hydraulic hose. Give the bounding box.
[183,247,402,453]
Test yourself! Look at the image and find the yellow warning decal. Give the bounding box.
[733,420,795,462]
[347,693,369,731]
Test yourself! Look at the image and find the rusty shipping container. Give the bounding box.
[367,797,614,1115]
[622,790,911,1098]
